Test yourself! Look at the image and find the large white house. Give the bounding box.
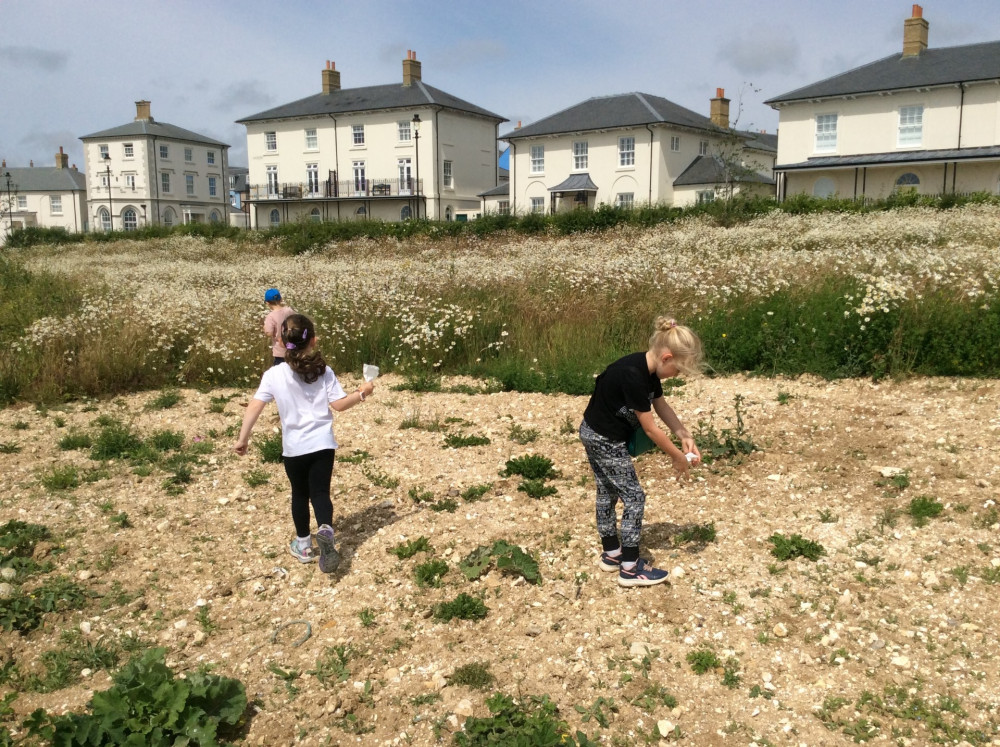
[499,89,775,214]
[766,5,1000,200]
[236,53,505,227]
[80,101,230,230]
[1,149,88,243]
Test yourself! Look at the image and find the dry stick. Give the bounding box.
[243,620,313,661]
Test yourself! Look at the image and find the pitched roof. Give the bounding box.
[673,156,775,187]
[4,166,87,192]
[766,40,1000,105]
[477,183,509,197]
[741,131,778,152]
[80,119,228,147]
[548,173,599,192]
[775,144,1000,171]
[237,81,504,123]
[502,92,721,140]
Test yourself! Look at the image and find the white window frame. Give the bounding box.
[530,196,545,214]
[530,145,544,173]
[266,165,279,196]
[618,137,635,167]
[269,208,280,227]
[125,174,136,190]
[163,208,174,227]
[161,172,171,193]
[498,200,510,215]
[159,144,169,159]
[207,151,216,165]
[699,140,710,156]
[352,161,366,194]
[310,207,321,222]
[305,129,318,150]
[123,143,134,158]
[100,173,109,188]
[398,158,413,193]
[670,136,680,152]
[815,114,838,153]
[898,105,923,147]
[184,147,193,162]
[573,141,588,170]
[306,163,319,195]
[99,144,109,159]
[99,207,111,231]
[443,160,453,188]
[615,193,634,209]
[185,174,195,196]
[123,208,137,231]
[352,125,365,146]
[50,195,62,214]
[696,189,715,204]
[397,120,411,142]
[16,196,27,210]
[208,177,217,197]
[265,131,277,151]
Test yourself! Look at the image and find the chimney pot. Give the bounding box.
[135,100,152,122]
[55,146,69,169]
[710,88,730,129]
[29,160,34,167]
[716,87,725,98]
[403,50,422,86]
[912,4,922,17]
[322,61,341,93]
[903,6,928,56]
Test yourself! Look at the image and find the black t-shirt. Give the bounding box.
[583,352,663,442]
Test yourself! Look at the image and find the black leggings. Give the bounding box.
[282,449,335,537]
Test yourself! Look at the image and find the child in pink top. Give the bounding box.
[263,288,295,366]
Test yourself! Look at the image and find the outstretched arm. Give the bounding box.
[330,381,375,413]
[234,398,267,455]
[636,408,690,477]
[652,397,701,463]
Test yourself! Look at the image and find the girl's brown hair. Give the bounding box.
[648,316,704,376]
[281,314,327,384]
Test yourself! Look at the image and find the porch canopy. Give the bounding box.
[548,173,599,192]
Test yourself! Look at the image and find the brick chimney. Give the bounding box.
[322,60,341,93]
[135,100,153,122]
[402,50,422,87]
[710,88,730,129]
[55,146,69,169]
[903,4,928,56]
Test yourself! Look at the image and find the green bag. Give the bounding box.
[627,427,657,457]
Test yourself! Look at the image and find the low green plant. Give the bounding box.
[674,522,717,546]
[630,684,677,711]
[40,464,80,492]
[18,631,135,693]
[574,697,618,728]
[509,424,539,444]
[148,429,184,452]
[451,661,495,691]
[257,431,283,463]
[338,449,371,464]
[817,508,838,523]
[243,468,270,487]
[722,658,742,689]
[388,536,433,559]
[363,464,399,489]
[444,433,491,448]
[415,559,449,588]
[768,533,826,562]
[57,430,91,451]
[461,483,492,501]
[973,507,999,529]
[0,442,21,454]
[147,389,182,410]
[876,470,911,491]
[559,416,576,435]
[518,479,557,498]
[455,693,598,746]
[430,498,459,512]
[776,391,792,405]
[110,511,131,529]
[692,395,757,463]
[208,395,234,413]
[12,421,28,430]
[432,593,488,622]
[686,647,722,674]
[459,540,540,584]
[90,419,144,461]
[392,372,442,392]
[1,576,87,633]
[358,608,378,628]
[503,454,558,480]
[908,495,944,527]
[0,520,50,563]
[409,486,435,503]
[309,645,354,686]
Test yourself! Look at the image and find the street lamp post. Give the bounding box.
[103,154,113,232]
[411,113,421,219]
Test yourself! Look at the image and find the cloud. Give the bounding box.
[213,80,275,113]
[718,28,800,76]
[0,45,68,72]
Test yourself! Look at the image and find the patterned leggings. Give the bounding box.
[579,420,646,560]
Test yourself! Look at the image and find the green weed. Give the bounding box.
[388,537,433,559]
[444,433,491,448]
[451,661,495,691]
[908,495,944,527]
[415,559,449,588]
[461,483,492,502]
[768,533,826,562]
[433,593,488,622]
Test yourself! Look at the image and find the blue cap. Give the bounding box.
[264,288,281,303]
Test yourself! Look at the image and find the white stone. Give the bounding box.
[630,641,654,658]
[671,566,685,579]
[78,570,93,581]
[891,656,910,667]
[0,583,14,599]
[773,623,789,638]
[455,699,474,717]
[657,719,675,736]
[174,619,188,630]
[0,568,15,581]
[80,621,92,635]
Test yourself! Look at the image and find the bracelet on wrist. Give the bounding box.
[358,389,366,402]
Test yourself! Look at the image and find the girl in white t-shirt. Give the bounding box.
[234,313,374,572]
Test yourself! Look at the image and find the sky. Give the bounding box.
[2,0,999,172]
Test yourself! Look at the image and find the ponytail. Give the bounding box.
[648,316,704,376]
[281,314,327,384]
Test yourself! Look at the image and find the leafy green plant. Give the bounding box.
[908,495,944,527]
[509,424,539,444]
[817,508,839,523]
[337,449,371,464]
[388,536,433,559]
[776,391,792,405]
[148,429,184,452]
[392,372,442,392]
[309,645,354,687]
[722,658,742,689]
[430,498,458,512]
[40,464,80,492]
[243,468,270,487]
[1,576,87,633]
[90,419,144,461]
[768,533,826,562]
[460,540,540,584]
[408,486,435,504]
[363,464,399,489]
[692,395,757,463]
[461,483,492,502]
[503,454,558,480]
[110,511,132,529]
[630,684,677,711]
[147,389,182,410]
[0,520,50,563]
[12,421,28,431]
[415,559,449,588]
[257,431,283,463]
[432,593,488,622]
[574,697,618,728]
[674,522,717,546]
[450,661,495,691]
[358,608,378,628]
[0,442,21,454]
[686,647,722,674]
[444,433,491,448]
[455,693,597,746]
[518,479,557,498]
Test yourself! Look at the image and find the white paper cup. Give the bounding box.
[363,364,380,382]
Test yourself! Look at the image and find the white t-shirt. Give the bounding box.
[253,364,347,457]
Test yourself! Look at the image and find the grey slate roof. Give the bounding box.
[502,92,721,140]
[766,40,1000,105]
[775,145,1000,171]
[477,183,510,197]
[673,156,775,187]
[4,167,87,192]
[80,120,228,147]
[237,81,504,123]
[548,173,599,192]
[741,131,778,152]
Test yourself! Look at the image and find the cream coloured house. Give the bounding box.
[501,89,775,214]
[236,53,504,227]
[80,101,230,230]
[767,6,1000,200]
[1,149,87,243]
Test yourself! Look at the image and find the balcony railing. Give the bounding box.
[248,178,423,201]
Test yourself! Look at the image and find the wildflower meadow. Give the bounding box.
[2,203,1000,404]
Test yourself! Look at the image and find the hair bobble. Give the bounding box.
[301,329,308,341]
[285,342,296,350]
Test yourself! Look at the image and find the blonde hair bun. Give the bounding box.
[649,316,704,376]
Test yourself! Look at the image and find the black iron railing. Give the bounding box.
[249,178,422,200]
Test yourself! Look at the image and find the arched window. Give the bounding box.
[98,208,111,231]
[444,206,453,222]
[813,177,836,198]
[895,172,920,189]
[209,210,220,223]
[122,208,137,231]
[355,206,366,217]
[269,209,281,227]
[310,207,321,223]
[400,205,412,220]
[163,208,175,228]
